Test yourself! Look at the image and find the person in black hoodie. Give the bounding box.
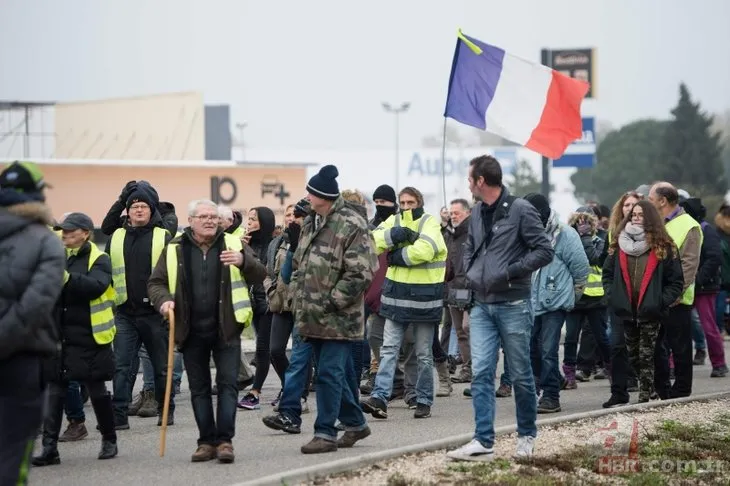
[237,206,279,410]
[33,213,119,466]
[602,200,683,406]
[101,181,179,236]
[681,197,728,377]
[106,185,174,428]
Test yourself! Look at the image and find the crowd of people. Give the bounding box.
[0,155,728,483]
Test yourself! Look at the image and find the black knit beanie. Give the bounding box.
[372,184,397,204]
[307,165,340,201]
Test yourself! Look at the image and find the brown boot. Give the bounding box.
[127,392,144,416]
[216,442,235,464]
[58,420,88,442]
[137,390,158,418]
[336,426,371,448]
[301,437,337,454]
[191,444,217,462]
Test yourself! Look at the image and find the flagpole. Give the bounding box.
[440,117,448,209]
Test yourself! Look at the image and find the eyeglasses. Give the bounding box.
[193,215,219,222]
[129,204,150,211]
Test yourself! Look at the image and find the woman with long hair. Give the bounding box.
[237,206,280,410]
[601,200,684,406]
[608,191,643,239]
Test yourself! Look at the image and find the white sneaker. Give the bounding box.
[301,398,310,414]
[447,439,494,462]
[515,435,535,458]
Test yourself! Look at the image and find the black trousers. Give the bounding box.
[41,380,116,451]
[654,304,693,398]
[183,330,241,446]
[270,312,294,390]
[0,355,44,486]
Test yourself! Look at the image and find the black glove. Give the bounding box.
[293,198,311,219]
[386,248,408,267]
[285,222,302,252]
[390,227,419,245]
[119,180,137,203]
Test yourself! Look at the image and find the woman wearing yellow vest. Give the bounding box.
[32,213,119,467]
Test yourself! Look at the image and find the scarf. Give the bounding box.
[618,222,649,256]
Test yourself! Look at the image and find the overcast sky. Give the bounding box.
[1,0,729,151]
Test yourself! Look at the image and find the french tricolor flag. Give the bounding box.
[444,30,590,160]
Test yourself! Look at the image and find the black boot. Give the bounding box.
[91,392,118,460]
[32,386,64,467]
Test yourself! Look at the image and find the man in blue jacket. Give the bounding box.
[447,156,553,462]
[524,193,589,414]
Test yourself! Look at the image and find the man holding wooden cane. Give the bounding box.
[148,199,266,463]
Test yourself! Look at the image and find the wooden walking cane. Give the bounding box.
[160,309,176,457]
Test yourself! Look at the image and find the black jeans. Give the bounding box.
[655,304,693,398]
[253,311,283,391]
[0,355,44,486]
[112,311,174,421]
[270,312,294,389]
[182,330,241,446]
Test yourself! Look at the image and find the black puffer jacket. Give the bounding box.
[51,242,115,382]
[0,198,66,361]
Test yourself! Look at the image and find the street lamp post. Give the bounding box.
[235,121,248,161]
[381,102,410,190]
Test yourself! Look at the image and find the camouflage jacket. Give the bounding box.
[291,197,378,341]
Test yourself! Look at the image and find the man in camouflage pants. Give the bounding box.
[625,321,660,403]
[289,165,378,454]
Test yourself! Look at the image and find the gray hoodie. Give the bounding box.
[0,201,66,360]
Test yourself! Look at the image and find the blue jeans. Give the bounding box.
[564,308,611,367]
[691,308,706,350]
[310,339,367,441]
[64,381,85,421]
[278,328,314,427]
[470,300,537,447]
[530,310,566,401]
[448,325,459,356]
[112,312,175,421]
[131,345,184,391]
[372,319,434,406]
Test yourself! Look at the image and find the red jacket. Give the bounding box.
[365,252,388,314]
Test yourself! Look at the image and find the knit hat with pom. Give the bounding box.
[306,165,340,201]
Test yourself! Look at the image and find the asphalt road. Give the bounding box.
[29,341,730,486]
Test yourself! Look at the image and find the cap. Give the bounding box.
[54,212,94,231]
[0,161,52,192]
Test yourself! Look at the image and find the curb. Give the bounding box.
[232,391,730,486]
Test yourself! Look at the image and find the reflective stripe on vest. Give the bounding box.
[166,233,253,328]
[583,265,604,297]
[109,227,167,306]
[86,244,117,345]
[666,213,703,305]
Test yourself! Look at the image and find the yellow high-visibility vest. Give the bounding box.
[584,265,605,297]
[84,244,117,345]
[109,227,167,305]
[166,233,253,328]
[666,213,703,305]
